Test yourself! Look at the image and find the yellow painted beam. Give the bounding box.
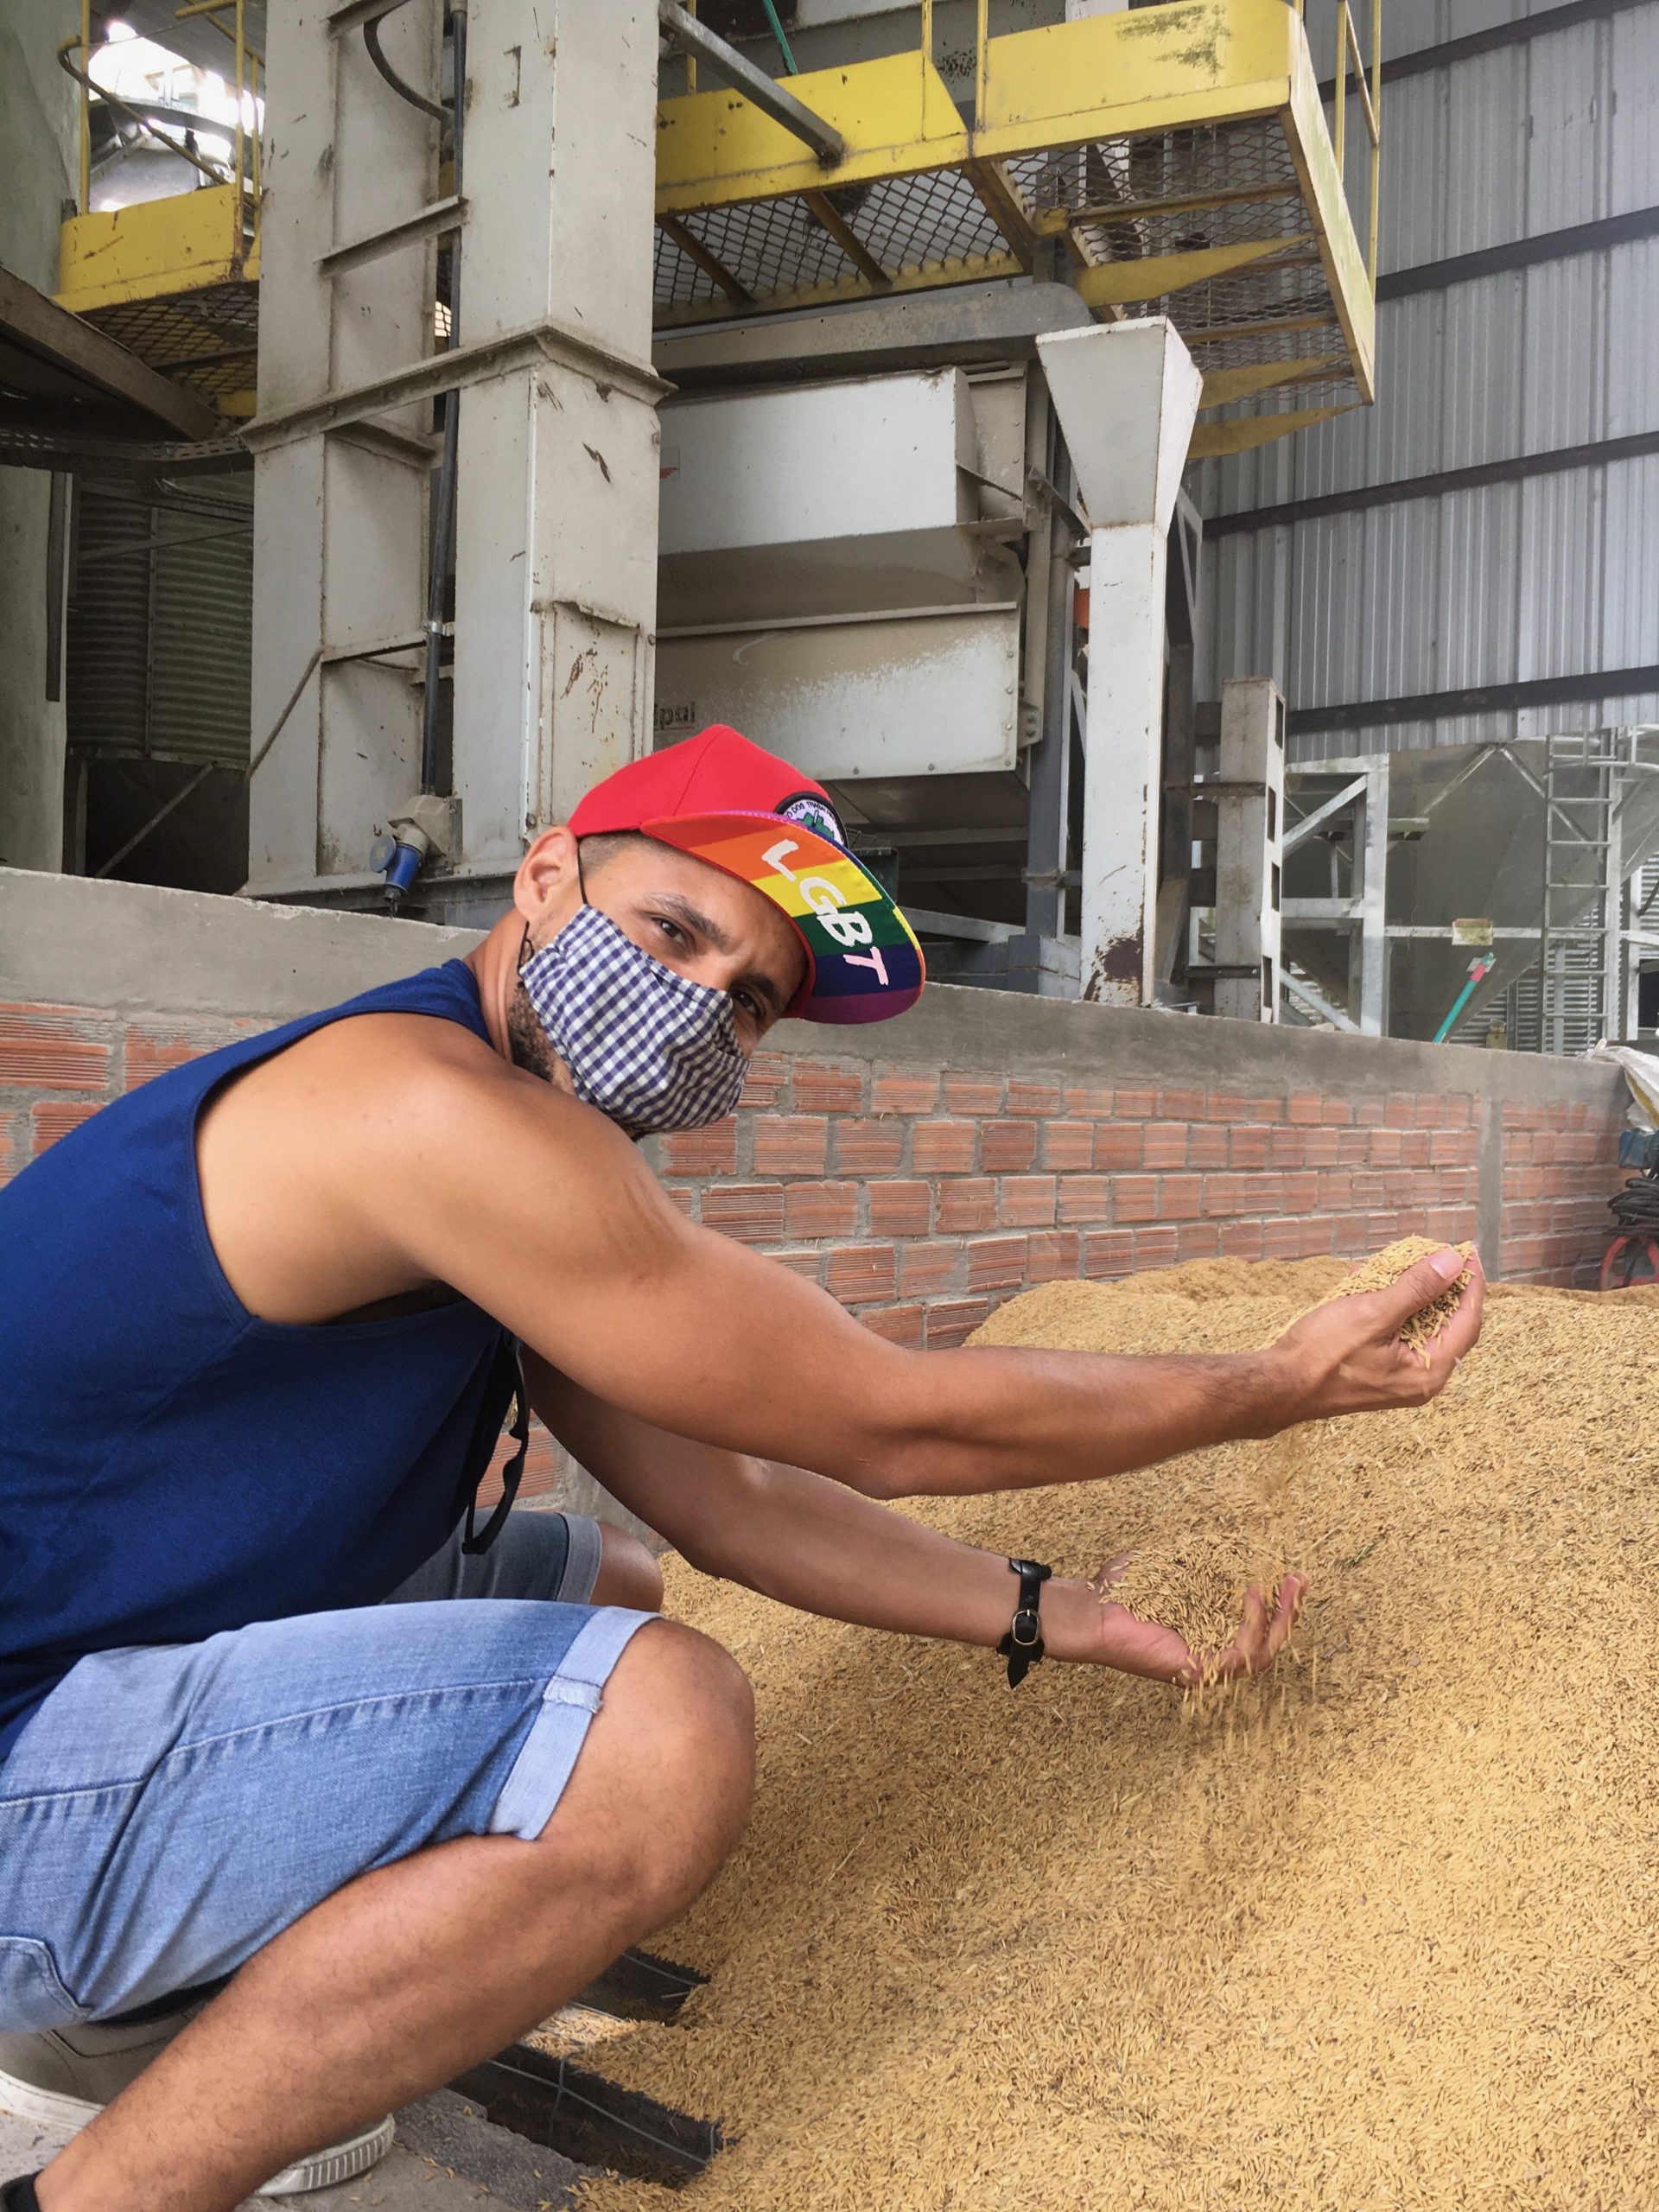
[658,213,754,306]
[1188,402,1357,459]
[652,246,1027,328]
[656,51,967,212]
[1074,232,1312,311]
[963,159,1038,273]
[656,3,1300,212]
[1185,308,1337,347]
[801,190,893,289]
[972,1,1294,161]
[57,183,254,313]
[1040,178,1302,240]
[1198,354,1344,410]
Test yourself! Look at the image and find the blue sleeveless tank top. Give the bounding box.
[0,960,518,1765]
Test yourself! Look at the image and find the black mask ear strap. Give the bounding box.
[461,1362,529,1555]
[517,844,585,976]
[996,1557,1052,1688]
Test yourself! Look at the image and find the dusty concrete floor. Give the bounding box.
[0,2088,584,2210]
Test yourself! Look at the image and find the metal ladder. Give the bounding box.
[1537,728,1627,1056]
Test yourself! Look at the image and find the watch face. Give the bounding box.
[776,791,849,849]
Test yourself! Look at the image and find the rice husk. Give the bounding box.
[577,1262,1659,2212]
[1321,1233,1477,1359]
[1103,1506,1290,1669]
[1104,1416,1308,1672]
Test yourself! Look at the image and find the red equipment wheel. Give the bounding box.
[1599,1231,1659,1290]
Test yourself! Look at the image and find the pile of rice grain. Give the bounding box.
[579,1261,1659,2212]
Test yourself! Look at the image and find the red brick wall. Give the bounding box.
[1498,1098,1625,1283]
[651,1052,1622,1345]
[0,1002,260,1179]
[1,995,1629,1499]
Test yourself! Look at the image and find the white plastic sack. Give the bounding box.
[1588,1039,1659,1129]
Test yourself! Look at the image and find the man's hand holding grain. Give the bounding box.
[1274,1237,1484,1415]
[1060,1239,1485,1687]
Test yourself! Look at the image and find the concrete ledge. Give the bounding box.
[835,976,1624,1109]
[0,867,1624,1116]
[0,868,482,1022]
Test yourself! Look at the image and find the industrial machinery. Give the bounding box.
[1267,732,1659,1046]
[42,0,1385,1011]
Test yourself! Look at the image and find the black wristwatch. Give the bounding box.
[996,1557,1052,1688]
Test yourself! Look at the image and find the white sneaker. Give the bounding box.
[0,2004,394,2196]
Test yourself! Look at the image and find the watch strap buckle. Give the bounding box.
[996,1557,1052,1688]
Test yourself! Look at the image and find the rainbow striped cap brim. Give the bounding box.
[641,810,925,1025]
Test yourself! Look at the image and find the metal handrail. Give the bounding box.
[1342,3,1381,145]
[961,1,1381,291]
[60,0,260,270]
[58,41,232,192]
[1329,0,1383,283]
[175,0,260,251]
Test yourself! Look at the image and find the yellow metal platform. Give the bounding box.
[56,0,1379,453]
[58,185,259,417]
[654,0,1378,455]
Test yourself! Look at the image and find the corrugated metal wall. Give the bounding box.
[67,478,253,768]
[1198,0,1659,761]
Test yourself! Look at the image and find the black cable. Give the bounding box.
[420,3,465,797]
[355,0,466,807]
[1609,1170,1659,1230]
[480,2055,718,2167]
[362,5,448,121]
[618,1948,702,1988]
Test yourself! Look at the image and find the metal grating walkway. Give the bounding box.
[652,3,1380,452]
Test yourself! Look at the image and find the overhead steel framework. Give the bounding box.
[35,0,1386,980]
[50,0,1380,461]
[652,0,1379,457]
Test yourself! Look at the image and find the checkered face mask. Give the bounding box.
[519,903,749,1137]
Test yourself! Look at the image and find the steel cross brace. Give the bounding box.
[658,2,846,167]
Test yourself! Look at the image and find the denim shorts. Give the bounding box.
[0,1510,654,2031]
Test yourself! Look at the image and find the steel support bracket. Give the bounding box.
[319,194,467,278]
[243,317,671,453]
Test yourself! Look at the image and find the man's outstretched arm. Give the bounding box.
[527,1357,1304,1688]
[385,1058,1484,1502]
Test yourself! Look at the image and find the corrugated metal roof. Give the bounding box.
[1198,0,1659,761]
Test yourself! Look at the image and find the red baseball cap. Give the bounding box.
[568,726,925,1025]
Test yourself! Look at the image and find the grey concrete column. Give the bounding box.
[0,0,76,870]
[449,0,666,886]
[245,0,442,898]
[1036,320,1202,1007]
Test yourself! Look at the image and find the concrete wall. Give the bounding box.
[0,0,76,871]
[0,868,1630,1501]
